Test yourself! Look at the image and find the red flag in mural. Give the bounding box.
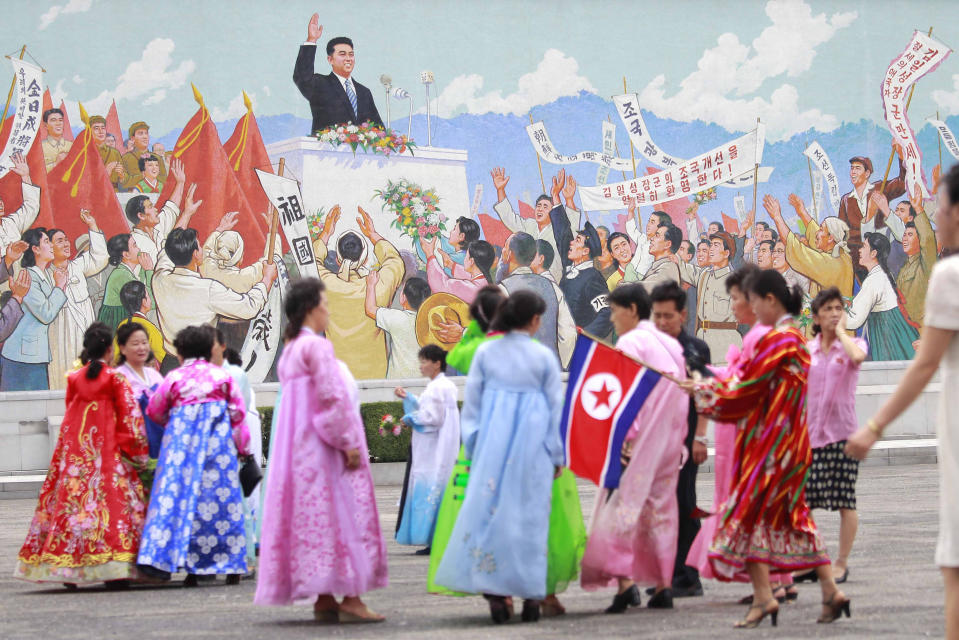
[156,85,265,265]
[106,100,124,149]
[222,92,273,246]
[46,105,129,240]
[38,89,53,141]
[0,116,55,229]
[58,100,75,142]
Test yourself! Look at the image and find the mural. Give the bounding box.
[0,0,957,390]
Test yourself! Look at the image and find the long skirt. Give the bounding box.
[428,448,585,596]
[865,307,919,361]
[137,402,248,575]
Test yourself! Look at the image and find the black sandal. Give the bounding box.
[521,599,541,622]
[605,584,641,613]
[483,594,511,624]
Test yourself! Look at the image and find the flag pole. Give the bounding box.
[0,45,26,129]
[937,110,943,172]
[805,142,819,220]
[578,329,682,384]
[607,115,628,182]
[623,77,637,179]
[751,117,760,225]
[879,26,933,194]
[529,112,546,193]
[266,157,285,265]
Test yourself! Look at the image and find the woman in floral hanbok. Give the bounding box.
[255,278,388,623]
[16,323,150,588]
[136,325,252,586]
[691,270,849,628]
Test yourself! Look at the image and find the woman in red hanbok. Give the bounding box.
[15,323,150,587]
[690,270,849,628]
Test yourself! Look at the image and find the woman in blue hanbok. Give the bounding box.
[137,326,252,586]
[435,290,565,624]
[394,345,460,553]
[846,232,919,361]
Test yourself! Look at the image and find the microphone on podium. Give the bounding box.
[421,71,435,147]
[379,75,392,125]
[389,86,413,139]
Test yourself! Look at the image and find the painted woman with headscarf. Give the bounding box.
[200,216,269,293]
[845,232,919,360]
[310,205,405,379]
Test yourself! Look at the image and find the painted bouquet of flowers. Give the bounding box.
[693,187,718,206]
[378,414,406,437]
[314,121,414,156]
[306,207,327,241]
[375,179,447,243]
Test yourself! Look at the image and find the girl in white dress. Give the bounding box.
[847,166,959,639]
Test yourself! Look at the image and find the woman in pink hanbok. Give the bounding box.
[580,283,689,612]
[686,265,796,602]
[255,278,388,623]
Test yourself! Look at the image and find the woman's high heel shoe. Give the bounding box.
[817,593,851,623]
[605,584,641,613]
[484,594,511,624]
[734,600,779,629]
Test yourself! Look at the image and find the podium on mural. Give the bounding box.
[263,138,470,254]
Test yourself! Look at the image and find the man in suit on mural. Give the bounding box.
[294,13,383,134]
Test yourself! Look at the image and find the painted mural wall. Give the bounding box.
[0,0,957,389]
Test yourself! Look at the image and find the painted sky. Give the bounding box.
[3,0,959,141]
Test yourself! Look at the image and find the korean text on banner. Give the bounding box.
[595,121,618,186]
[612,94,773,189]
[578,125,766,212]
[803,141,841,215]
[254,168,319,274]
[239,259,290,383]
[526,121,634,172]
[0,59,44,177]
[929,118,959,161]
[881,30,952,199]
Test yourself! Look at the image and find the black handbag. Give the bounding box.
[239,456,262,497]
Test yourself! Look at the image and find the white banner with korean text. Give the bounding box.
[578,125,766,211]
[595,121,618,185]
[612,94,773,188]
[0,59,44,177]
[526,121,634,172]
[803,141,841,215]
[881,31,951,199]
[929,118,959,161]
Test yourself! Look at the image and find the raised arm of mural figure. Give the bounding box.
[763,194,791,243]
[563,173,578,212]
[174,184,202,230]
[319,205,341,245]
[364,268,380,320]
[550,169,565,206]
[787,193,813,227]
[491,167,510,206]
[356,206,384,244]
[11,152,31,186]
[738,208,755,238]
[167,157,186,209]
[306,13,323,43]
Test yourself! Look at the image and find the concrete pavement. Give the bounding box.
[0,464,944,639]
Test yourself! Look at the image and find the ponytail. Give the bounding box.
[748,270,801,316]
[469,285,505,333]
[80,322,114,379]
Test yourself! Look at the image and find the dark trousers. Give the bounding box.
[673,453,701,587]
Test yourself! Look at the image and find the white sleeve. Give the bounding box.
[0,183,40,249]
[493,199,533,234]
[845,275,879,330]
[884,212,905,242]
[625,217,653,277]
[156,200,181,245]
[555,283,576,368]
[79,230,109,277]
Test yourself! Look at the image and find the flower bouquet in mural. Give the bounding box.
[375,179,447,243]
[378,413,407,437]
[306,207,328,241]
[314,121,414,156]
[693,187,718,206]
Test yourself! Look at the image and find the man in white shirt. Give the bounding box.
[124,158,192,265]
[152,227,277,367]
[623,197,670,282]
[365,275,431,379]
[490,167,581,283]
[0,153,40,254]
[41,109,72,171]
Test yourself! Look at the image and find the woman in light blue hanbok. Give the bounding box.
[435,290,565,624]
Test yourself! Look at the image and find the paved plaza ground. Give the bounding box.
[0,464,944,639]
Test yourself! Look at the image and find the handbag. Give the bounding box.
[239,455,262,497]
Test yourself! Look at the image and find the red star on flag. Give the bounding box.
[590,380,615,410]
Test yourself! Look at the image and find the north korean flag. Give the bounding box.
[560,332,661,490]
